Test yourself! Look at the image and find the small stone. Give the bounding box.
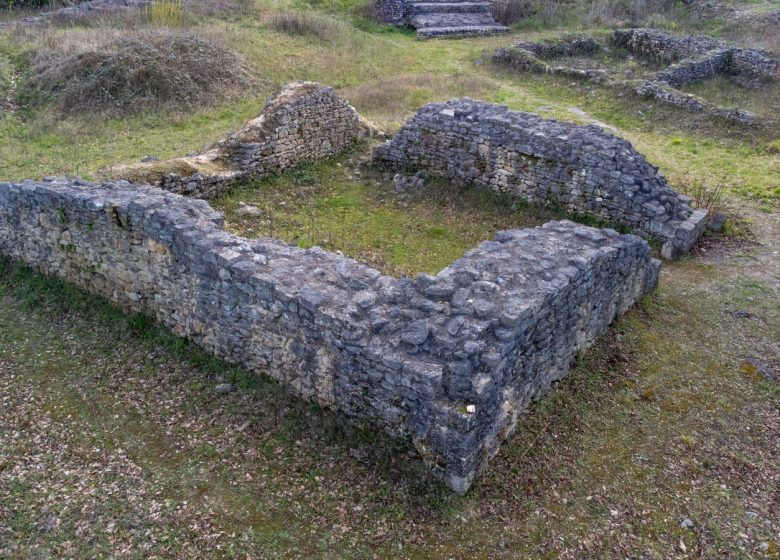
[680,518,695,529]
[401,320,430,345]
[215,383,234,394]
[141,155,159,163]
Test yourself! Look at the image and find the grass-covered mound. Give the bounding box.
[20,29,256,116]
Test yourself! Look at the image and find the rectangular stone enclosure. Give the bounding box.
[0,178,660,493]
[374,98,708,258]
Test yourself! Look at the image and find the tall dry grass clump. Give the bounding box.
[145,0,182,26]
[19,29,257,117]
[265,10,347,41]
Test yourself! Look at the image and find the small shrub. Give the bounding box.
[19,29,257,117]
[681,174,728,216]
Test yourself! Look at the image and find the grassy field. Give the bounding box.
[0,0,779,557]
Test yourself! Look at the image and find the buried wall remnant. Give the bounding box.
[0,177,660,494]
[374,98,708,258]
[107,82,377,199]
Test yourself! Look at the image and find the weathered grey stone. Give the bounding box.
[0,177,661,494]
[111,82,377,200]
[374,98,707,256]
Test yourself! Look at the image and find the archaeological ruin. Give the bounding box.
[493,28,778,125]
[1,82,710,492]
[108,82,377,199]
[374,98,708,258]
[374,0,509,37]
[0,176,660,493]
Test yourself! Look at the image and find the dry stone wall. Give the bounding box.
[374,98,708,257]
[111,82,376,199]
[0,177,660,493]
[494,30,777,126]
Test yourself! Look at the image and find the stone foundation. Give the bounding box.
[374,98,708,257]
[0,177,660,493]
[108,82,377,199]
[494,29,778,126]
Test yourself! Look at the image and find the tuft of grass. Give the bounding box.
[145,0,183,26]
[265,10,347,41]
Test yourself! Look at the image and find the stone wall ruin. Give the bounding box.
[108,82,377,199]
[0,177,660,494]
[374,98,708,258]
[493,29,779,126]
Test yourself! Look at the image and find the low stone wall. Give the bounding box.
[612,28,721,63]
[0,177,660,493]
[511,37,601,59]
[495,30,776,126]
[373,0,407,25]
[109,82,377,199]
[636,81,757,126]
[613,28,778,87]
[492,44,610,83]
[374,98,708,257]
[655,49,731,87]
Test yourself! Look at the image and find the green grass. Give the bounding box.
[1,15,777,208]
[212,152,567,275]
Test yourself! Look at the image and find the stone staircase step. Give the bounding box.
[410,12,497,28]
[416,24,511,38]
[409,2,492,14]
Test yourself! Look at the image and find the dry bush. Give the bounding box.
[681,173,729,216]
[491,0,577,26]
[144,0,182,26]
[491,0,543,25]
[19,29,257,117]
[265,10,346,41]
[186,0,256,17]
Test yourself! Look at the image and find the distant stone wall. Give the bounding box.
[495,30,777,126]
[614,28,777,87]
[373,0,407,25]
[493,44,610,83]
[612,28,721,63]
[374,98,707,257]
[655,49,731,87]
[635,80,757,125]
[0,177,660,494]
[110,82,377,199]
[511,37,601,59]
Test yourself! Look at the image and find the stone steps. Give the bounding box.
[416,24,510,38]
[409,2,492,14]
[407,0,510,38]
